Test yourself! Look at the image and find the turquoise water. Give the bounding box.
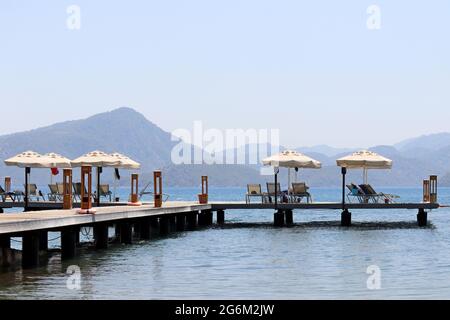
[1,187,450,300]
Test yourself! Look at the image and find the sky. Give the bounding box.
[0,0,449,148]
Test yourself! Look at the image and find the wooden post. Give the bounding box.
[176,214,186,232]
[133,221,141,238]
[217,210,225,225]
[94,223,109,249]
[131,174,139,203]
[169,215,177,232]
[187,211,198,230]
[75,227,80,247]
[154,171,162,208]
[199,210,213,226]
[0,235,10,249]
[430,175,438,203]
[1,177,12,206]
[274,210,285,227]
[198,176,208,204]
[79,166,95,214]
[22,231,40,268]
[4,177,11,193]
[61,227,77,259]
[417,208,428,227]
[39,231,48,251]
[423,180,430,203]
[207,210,213,225]
[139,217,151,240]
[0,235,11,268]
[63,169,73,210]
[150,217,160,238]
[119,221,133,244]
[159,216,170,235]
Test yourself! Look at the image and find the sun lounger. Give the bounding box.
[72,182,95,202]
[361,184,399,204]
[346,183,366,203]
[0,186,22,202]
[72,183,82,201]
[24,184,45,201]
[246,184,266,203]
[48,184,63,202]
[290,182,312,203]
[138,181,170,202]
[266,182,282,204]
[98,184,112,202]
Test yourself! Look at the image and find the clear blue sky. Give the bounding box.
[0,0,449,148]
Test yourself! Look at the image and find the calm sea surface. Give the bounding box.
[1,186,450,300]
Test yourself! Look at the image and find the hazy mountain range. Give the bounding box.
[0,107,449,189]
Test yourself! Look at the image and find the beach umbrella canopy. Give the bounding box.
[109,152,140,169]
[262,151,322,205]
[3,151,64,210]
[336,150,392,169]
[336,150,393,184]
[4,151,49,168]
[262,150,322,169]
[71,151,121,207]
[71,150,120,167]
[109,153,141,201]
[42,153,72,168]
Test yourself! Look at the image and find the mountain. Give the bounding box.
[1,108,450,189]
[395,133,450,152]
[296,145,356,157]
[0,107,177,185]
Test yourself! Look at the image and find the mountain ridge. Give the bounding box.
[1,107,450,187]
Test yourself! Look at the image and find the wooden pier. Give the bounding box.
[0,200,440,269]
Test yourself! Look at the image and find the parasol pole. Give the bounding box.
[25,167,30,211]
[288,168,291,195]
[113,170,118,202]
[363,168,368,185]
[96,167,102,207]
[274,167,279,210]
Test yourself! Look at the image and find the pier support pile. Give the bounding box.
[417,208,428,227]
[341,209,352,227]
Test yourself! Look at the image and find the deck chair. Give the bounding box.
[138,181,170,202]
[56,183,65,197]
[0,186,21,202]
[363,184,399,204]
[48,184,63,202]
[73,182,95,202]
[290,182,312,203]
[99,184,112,202]
[266,182,282,204]
[24,184,45,201]
[346,183,365,203]
[246,184,265,204]
[72,183,82,201]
